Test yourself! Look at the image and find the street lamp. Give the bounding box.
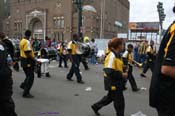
[157,2,166,30]
[73,0,84,40]
[157,2,166,43]
[73,0,93,41]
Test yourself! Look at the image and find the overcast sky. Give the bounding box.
[129,0,175,29]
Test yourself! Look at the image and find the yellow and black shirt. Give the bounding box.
[122,50,133,65]
[104,47,110,58]
[150,21,175,108]
[19,38,35,68]
[19,38,34,58]
[103,51,124,91]
[138,44,147,55]
[146,45,155,62]
[67,41,77,55]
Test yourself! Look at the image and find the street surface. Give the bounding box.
[12,61,157,116]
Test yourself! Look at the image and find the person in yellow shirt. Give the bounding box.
[19,30,36,98]
[140,40,156,78]
[66,34,84,84]
[58,41,68,68]
[122,44,140,92]
[91,38,128,116]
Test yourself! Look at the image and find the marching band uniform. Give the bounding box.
[140,41,155,78]
[58,42,68,68]
[149,20,175,115]
[91,38,127,116]
[81,39,90,70]
[66,34,84,84]
[19,30,36,98]
[122,44,140,92]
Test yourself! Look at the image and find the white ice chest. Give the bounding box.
[37,58,49,74]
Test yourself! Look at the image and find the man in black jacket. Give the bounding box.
[0,32,17,116]
[150,6,175,116]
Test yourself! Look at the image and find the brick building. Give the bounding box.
[4,0,129,40]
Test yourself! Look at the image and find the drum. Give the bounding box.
[40,47,57,59]
[82,43,91,58]
[76,43,91,58]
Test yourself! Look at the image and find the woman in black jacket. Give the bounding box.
[91,37,128,116]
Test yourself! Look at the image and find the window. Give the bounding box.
[57,19,61,28]
[60,19,64,29]
[53,17,65,29]
[14,23,17,30]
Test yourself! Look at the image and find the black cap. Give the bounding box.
[73,34,78,39]
[173,5,175,13]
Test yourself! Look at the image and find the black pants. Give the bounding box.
[59,54,68,67]
[81,56,89,70]
[157,109,175,116]
[0,69,17,116]
[93,90,125,116]
[126,65,138,91]
[66,55,82,82]
[143,61,154,74]
[0,98,17,116]
[13,62,19,71]
[21,67,34,95]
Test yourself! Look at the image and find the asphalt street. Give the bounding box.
[12,61,157,116]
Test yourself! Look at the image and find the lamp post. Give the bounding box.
[74,0,84,40]
[157,2,166,29]
[157,2,166,42]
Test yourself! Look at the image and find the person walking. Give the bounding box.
[122,44,140,92]
[140,40,156,78]
[91,38,128,116]
[58,41,68,68]
[19,30,37,98]
[66,34,84,84]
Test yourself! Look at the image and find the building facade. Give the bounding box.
[5,0,129,40]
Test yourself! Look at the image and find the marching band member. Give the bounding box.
[66,34,84,84]
[58,41,68,68]
[81,37,90,70]
[122,44,140,92]
[140,40,156,78]
[150,7,175,115]
[91,38,127,116]
[19,30,38,98]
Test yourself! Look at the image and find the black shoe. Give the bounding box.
[23,94,34,98]
[67,78,74,81]
[85,68,90,70]
[91,105,100,116]
[20,84,25,89]
[46,73,51,77]
[77,81,85,84]
[65,66,68,68]
[140,73,146,78]
[59,66,63,68]
[133,88,140,92]
[123,87,127,91]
